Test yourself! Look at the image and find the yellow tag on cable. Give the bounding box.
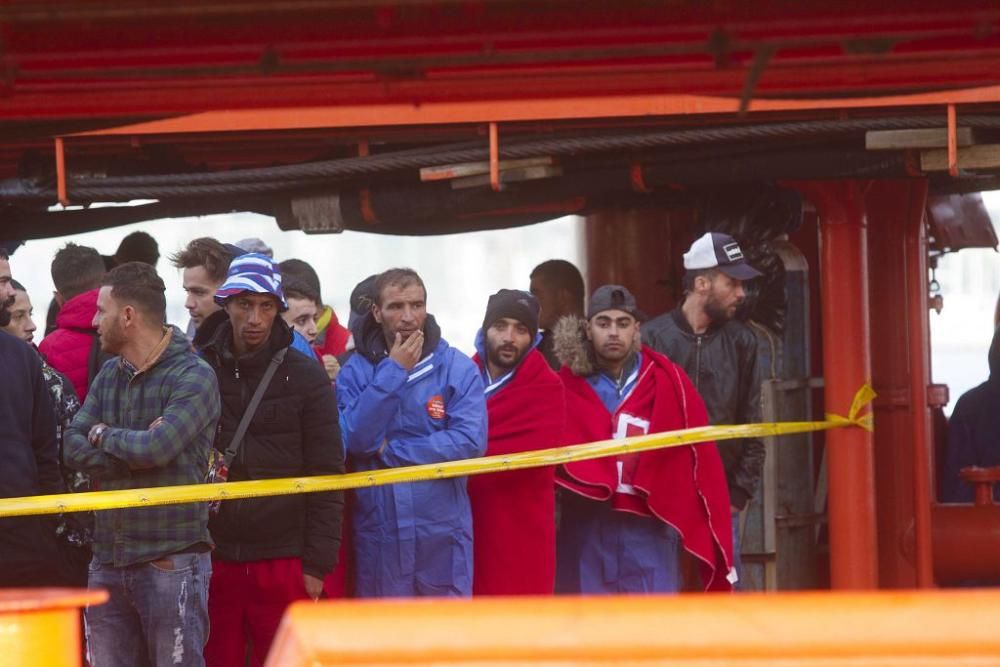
[0,384,875,518]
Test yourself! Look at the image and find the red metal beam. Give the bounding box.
[488,122,500,192]
[0,2,996,122]
[862,180,934,589]
[6,52,1000,122]
[53,85,1000,139]
[798,180,879,589]
[903,181,935,588]
[947,105,959,177]
[54,137,67,206]
[865,182,917,588]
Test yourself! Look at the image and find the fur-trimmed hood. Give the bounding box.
[552,314,641,377]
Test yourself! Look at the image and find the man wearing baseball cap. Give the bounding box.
[552,284,734,593]
[468,289,565,595]
[643,231,765,587]
[194,253,345,666]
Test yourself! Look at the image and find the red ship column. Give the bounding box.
[798,180,879,589]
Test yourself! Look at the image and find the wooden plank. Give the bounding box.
[866,127,975,150]
[921,144,1000,171]
[420,156,555,182]
[450,165,562,189]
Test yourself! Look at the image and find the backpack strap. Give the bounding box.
[222,348,287,467]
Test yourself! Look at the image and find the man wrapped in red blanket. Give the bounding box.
[469,289,566,595]
[553,285,734,593]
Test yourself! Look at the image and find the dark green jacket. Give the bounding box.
[65,326,220,566]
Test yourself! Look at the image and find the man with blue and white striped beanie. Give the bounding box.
[194,251,345,665]
[212,252,289,356]
[215,252,287,311]
[216,250,316,359]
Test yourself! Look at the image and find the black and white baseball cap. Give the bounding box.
[683,232,762,281]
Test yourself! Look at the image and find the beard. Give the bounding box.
[704,301,730,324]
[99,319,126,354]
[0,295,13,328]
[704,293,742,325]
[487,340,528,371]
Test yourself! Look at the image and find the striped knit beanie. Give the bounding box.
[214,252,288,311]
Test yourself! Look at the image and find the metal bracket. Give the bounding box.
[947,104,959,177]
[55,137,68,206]
[489,122,501,192]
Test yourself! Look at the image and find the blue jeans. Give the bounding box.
[86,551,211,667]
[556,495,681,594]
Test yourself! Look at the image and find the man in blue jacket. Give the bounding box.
[338,268,487,597]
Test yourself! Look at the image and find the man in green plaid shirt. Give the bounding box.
[65,262,220,667]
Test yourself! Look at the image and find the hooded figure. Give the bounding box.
[337,268,487,597]
[39,288,101,402]
[943,327,1000,503]
[553,285,734,593]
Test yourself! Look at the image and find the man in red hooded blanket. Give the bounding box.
[469,289,566,595]
[552,284,734,593]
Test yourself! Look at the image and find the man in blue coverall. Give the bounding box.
[337,268,487,597]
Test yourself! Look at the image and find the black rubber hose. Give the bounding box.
[69,180,313,200]
[73,138,491,187]
[0,114,993,202]
[70,115,1000,190]
[67,149,908,200]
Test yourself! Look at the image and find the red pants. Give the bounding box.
[205,557,308,667]
[323,508,352,598]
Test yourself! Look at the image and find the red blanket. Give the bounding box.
[558,346,734,592]
[469,349,565,595]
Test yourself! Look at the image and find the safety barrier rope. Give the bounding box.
[0,385,875,518]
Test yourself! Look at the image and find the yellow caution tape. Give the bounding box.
[0,385,875,518]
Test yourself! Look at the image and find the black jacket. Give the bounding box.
[0,331,63,571]
[943,326,1000,503]
[195,311,345,578]
[642,307,764,510]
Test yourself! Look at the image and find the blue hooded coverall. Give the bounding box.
[338,330,487,597]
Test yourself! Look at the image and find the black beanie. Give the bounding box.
[482,289,539,337]
[350,274,379,316]
[347,274,379,333]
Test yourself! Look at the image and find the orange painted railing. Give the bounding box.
[266,591,1000,666]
